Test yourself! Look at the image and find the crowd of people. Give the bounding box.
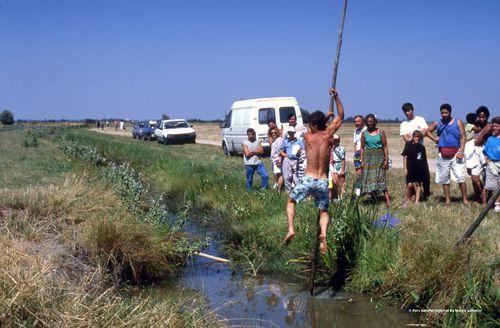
[242,90,500,219]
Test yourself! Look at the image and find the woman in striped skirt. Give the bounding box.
[360,114,391,207]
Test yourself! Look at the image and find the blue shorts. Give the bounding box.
[353,151,362,169]
[290,176,329,211]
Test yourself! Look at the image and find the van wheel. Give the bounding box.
[223,142,231,156]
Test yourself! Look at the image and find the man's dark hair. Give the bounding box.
[308,111,327,130]
[287,113,296,121]
[402,103,414,112]
[475,106,490,119]
[492,116,500,125]
[267,119,276,125]
[440,103,452,112]
[247,128,255,134]
[466,113,477,125]
[354,115,364,121]
[365,113,377,123]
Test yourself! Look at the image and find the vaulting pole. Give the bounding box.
[310,0,349,296]
[329,0,348,113]
[455,185,500,249]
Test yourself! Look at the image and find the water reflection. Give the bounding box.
[176,239,419,327]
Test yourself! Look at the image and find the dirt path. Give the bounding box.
[90,127,436,171]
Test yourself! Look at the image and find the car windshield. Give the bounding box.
[165,121,189,129]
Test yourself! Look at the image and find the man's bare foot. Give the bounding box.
[462,200,469,205]
[283,232,295,246]
[319,234,327,254]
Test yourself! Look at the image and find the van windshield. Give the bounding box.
[279,107,296,123]
[258,108,275,125]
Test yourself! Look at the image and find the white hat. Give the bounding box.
[286,126,296,134]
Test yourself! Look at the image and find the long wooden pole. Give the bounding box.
[329,0,349,113]
[455,185,500,249]
[310,0,349,296]
[309,212,321,295]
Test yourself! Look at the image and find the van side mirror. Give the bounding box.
[219,121,226,128]
[190,124,194,128]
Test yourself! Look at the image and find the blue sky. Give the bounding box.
[1,0,499,121]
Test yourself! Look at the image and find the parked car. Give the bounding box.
[143,120,158,141]
[220,97,303,155]
[132,121,146,139]
[154,119,196,144]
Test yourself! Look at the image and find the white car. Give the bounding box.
[154,119,196,144]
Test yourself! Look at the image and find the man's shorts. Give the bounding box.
[465,141,485,176]
[435,154,466,184]
[290,176,329,211]
[485,161,500,191]
[353,151,362,169]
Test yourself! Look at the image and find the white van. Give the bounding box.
[220,97,303,155]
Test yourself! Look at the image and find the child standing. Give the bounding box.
[402,130,428,204]
[329,135,346,198]
[465,113,480,141]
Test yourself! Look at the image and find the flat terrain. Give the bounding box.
[93,122,438,169]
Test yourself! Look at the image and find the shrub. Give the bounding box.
[0,109,14,125]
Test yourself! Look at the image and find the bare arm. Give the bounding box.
[474,124,492,146]
[243,143,253,157]
[425,122,439,143]
[381,130,389,169]
[341,158,346,174]
[255,141,264,155]
[326,89,344,135]
[403,156,407,175]
[360,133,366,166]
[456,120,466,159]
[402,134,412,142]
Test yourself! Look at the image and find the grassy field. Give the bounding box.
[52,126,497,326]
[0,127,220,327]
[1,124,498,326]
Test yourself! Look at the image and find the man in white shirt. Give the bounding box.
[400,103,430,198]
[400,103,428,142]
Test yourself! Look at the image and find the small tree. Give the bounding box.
[0,110,14,125]
[162,114,170,120]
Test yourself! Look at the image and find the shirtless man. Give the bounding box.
[283,89,344,254]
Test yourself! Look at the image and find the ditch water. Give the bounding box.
[173,229,420,327]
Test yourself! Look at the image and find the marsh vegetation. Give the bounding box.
[0,124,497,327]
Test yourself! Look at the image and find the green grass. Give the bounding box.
[14,126,500,326]
[0,127,221,327]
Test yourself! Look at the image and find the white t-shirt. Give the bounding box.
[353,126,367,152]
[400,116,428,142]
